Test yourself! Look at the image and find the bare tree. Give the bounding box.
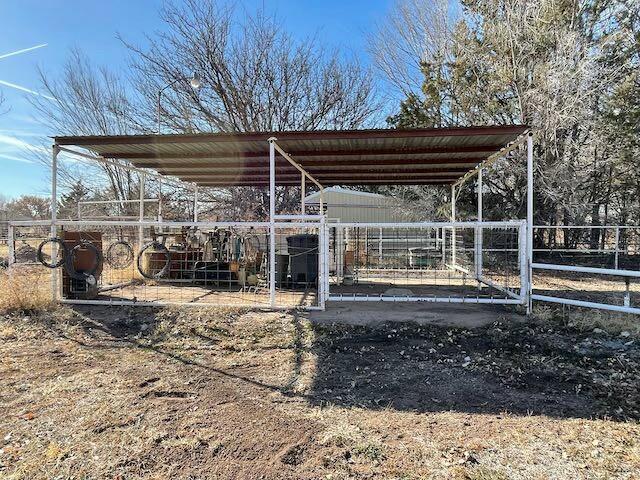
[0,193,8,211]
[30,48,148,215]
[123,0,380,133]
[120,0,381,218]
[32,1,381,220]
[374,0,638,229]
[369,0,456,98]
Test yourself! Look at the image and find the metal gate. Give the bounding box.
[325,221,528,306]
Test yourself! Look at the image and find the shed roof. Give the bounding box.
[304,187,391,202]
[54,125,528,187]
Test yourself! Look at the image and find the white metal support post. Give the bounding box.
[7,224,15,265]
[51,145,59,301]
[614,226,620,270]
[301,173,306,215]
[519,221,528,301]
[138,172,146,246]
[318,215,328,308]
[526,132,534,314]
[268,138,277,307]
[476,167,483,283]
[193,184,199,222]
[451,184,457,265]
[158,178,163,221]
[324,218,330,303]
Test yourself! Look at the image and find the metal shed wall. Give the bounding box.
[304,188,406,223]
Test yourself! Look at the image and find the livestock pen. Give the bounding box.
[5,126,639,315]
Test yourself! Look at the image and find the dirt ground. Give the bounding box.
[1,304,639,479]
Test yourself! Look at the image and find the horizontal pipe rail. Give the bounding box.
[328,295,522,304]
[78,199,159,204]
[10,219,525,229]
[534,225,639,229]
[59,299,324,310]
[532,294,640,315]
[327,221,525,229]
[532,262,640,278]
[8,219,326,230]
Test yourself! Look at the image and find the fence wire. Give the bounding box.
[9,222,321,309]
[328,223,524,303]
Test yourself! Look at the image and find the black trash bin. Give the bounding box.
[286,234,318,286]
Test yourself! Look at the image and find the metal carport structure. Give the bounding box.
[8,125,546,312]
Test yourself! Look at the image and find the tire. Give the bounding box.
[37,237,67,268]
[64,240,102,281]
[137,241,171,279]
[106,241,134,269]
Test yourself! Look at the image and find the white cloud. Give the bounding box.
[0,133,46,151]
[0,79,55,101]
[0,134,81,165]
[0,153,34,164]
[0,43,47,61]
[0,128,45,139]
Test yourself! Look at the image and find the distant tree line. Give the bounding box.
[371,0,640,234]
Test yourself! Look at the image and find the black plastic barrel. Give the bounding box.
[286,234,319,286]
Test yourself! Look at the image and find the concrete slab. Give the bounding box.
[309,301,523,329]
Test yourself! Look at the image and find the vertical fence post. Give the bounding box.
[519,221,528,302]
[193,184,199,222]
[526,132,534,314]
[158,178,163,222]
[301,173,306,215]
[138,172,145,248]
[476,167,483,283]
[325,221,330,302]
[614,226,620,270]
[624,277,631,307]
[319,215,328,308]
[8,224,15,265]
[268,138,277,307]
[51,144,59,301]
[451,184,457,266]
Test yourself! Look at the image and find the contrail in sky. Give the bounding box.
[0,79,55,100]
[0,153,34,164]
[0,43,48,61]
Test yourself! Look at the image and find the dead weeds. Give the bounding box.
[0,304,639,479]
[0,266,53,315]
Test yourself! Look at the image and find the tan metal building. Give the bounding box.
[304,187,406,223]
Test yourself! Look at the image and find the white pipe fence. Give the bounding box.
[6,218,640,314]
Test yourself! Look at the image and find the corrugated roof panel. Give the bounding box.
[54,126,528,186]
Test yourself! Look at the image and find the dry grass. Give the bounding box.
[534,304,640,337]
[0,266,53,314]
[1,305,639,479]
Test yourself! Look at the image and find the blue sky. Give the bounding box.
[0,0,393,199]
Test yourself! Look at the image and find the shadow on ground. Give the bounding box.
[52,303,640,422]
[305,312,638,420]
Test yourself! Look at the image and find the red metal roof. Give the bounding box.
[54,126,528,186]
